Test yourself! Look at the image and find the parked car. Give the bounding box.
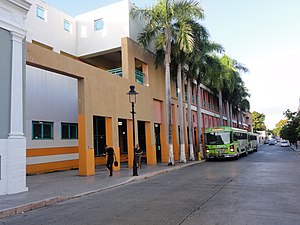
[269,139,276,145]
[281,140,289,147]
[264,140,269,144]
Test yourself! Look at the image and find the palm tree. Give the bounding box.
[208,55,248,127]
[194,43,223,158]
[131,0,203,165]
[179,21,223,160]
[230,81,250,128]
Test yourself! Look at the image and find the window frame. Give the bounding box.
[94,18,104,31]
[32,121,53,140]
[63,19,71,32]
[61,122,78,140]
[36,5,46,21]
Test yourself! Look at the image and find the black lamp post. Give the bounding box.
[127,85,138,176]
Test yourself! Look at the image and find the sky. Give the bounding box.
[45,0,300,129]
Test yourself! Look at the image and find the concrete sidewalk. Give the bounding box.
[0,160,204,219]
[290,144,300,152]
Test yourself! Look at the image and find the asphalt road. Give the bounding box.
[1,144,300,225]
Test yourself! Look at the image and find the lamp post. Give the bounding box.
[127,85,138,176]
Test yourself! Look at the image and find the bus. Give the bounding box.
[205,126,250,159]
[249,132,259,152]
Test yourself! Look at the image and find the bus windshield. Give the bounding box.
[206,132,232,145]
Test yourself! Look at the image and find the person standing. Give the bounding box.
[106,145,114,176]
[135,144,143,169]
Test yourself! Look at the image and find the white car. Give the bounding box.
[281,140,289,147]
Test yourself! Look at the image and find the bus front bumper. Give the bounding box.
[207,153,237,158]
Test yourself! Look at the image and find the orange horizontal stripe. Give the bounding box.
[26,159,79,174]
[27,146,78,157]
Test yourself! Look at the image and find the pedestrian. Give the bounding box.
[106,145,114,176]
[135,144,143,169]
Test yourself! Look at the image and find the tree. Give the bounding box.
[206,55,248,127]
[228,75,248,128]
[252,111,266,132]
[273,119,288,137]
[192,41,223,158]
[280,110,300,147]
[180,20,223,159]
[131,0,204,165]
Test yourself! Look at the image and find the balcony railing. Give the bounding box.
[107,68,123,77]
[135,69,145,85]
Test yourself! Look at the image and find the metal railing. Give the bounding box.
[107,67,123,77]
[135,69,145,85]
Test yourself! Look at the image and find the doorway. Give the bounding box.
[118,119,128,154]
[138,121,146,164]
[154,123,161,162]
[138,121,146,152]
[93,116,106,156]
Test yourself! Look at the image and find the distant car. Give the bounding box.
[269,139,276,145]
[281,140,289,147]
[264,140,269,144]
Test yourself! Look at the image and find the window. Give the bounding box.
[64,20,71,32]
[94,19,104,31]
[61,123,78,139]
[36,6,46,21]
[32,121,53,140]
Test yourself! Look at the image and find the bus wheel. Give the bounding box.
[235,152,239,160]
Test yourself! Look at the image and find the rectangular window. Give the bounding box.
[36,6,46,20]
[94,19,104,31]
[64,20,71,32]
[61,123,78,139]
[32,121,53,140]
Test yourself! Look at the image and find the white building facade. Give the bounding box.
[0,0,31,195]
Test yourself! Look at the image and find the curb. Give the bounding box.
[289,146,300,152]
[0,160,204,220]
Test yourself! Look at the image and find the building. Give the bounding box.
[1,0,252,194]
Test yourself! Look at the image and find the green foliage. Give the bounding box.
[273,119,288,137]
[280,110,300,144]
[252,111,266,132]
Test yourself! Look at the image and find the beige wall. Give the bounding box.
[26,37,171,171]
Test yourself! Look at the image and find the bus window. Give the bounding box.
[233,133,240,141]
[206,132,231,145]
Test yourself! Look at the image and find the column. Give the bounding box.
[9,32,24,138]
[7,31,28,194]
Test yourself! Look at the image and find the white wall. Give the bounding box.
[0,139,7,195]
[76,0,131,56]
[26,0,77,55]
[26,0,149,57]
[26,66,78,149]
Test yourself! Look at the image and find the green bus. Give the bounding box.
[205,126,250,159]
[249,132,259,152]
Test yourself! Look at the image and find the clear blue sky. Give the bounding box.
[45,0,300,129]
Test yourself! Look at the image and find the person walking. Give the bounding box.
[106,145,114,176]
[135,144,143,169]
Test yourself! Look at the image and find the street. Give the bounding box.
[1,144,300,225]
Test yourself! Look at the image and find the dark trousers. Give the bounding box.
[106,162,113,176]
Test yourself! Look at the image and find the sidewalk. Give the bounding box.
[289,144,300,152]
[0,160,204,219]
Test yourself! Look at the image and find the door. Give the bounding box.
[93,116,106,156]
[118,119,128,154]
[154,123,161,162]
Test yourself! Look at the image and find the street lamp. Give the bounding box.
[127,85,138,176]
